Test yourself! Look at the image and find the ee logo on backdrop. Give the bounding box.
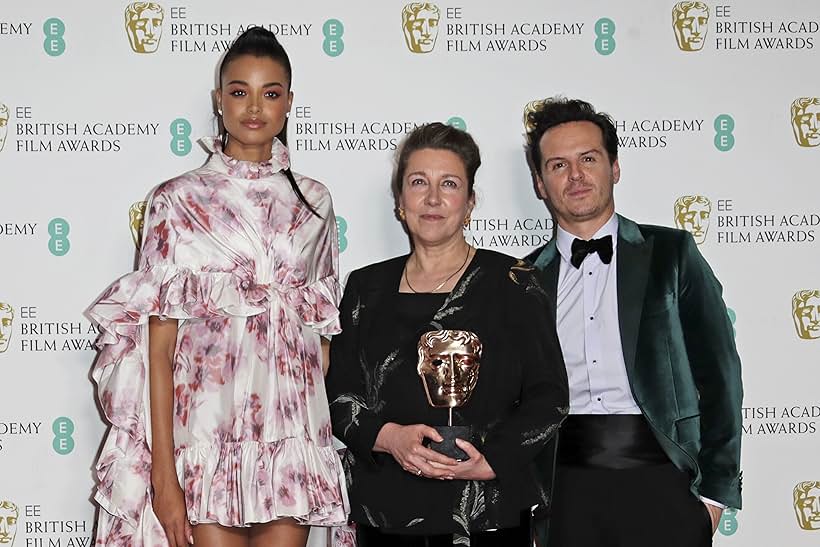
[53,417,75,455]
[43,17,66,57]
[170,118,192,156]
[48,218,71,257]
[594,18,616,55]
[323,19,345,57]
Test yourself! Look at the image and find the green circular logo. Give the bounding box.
[43,18,66,57]
[52,416,75,455]
[594,18,616,55]
[446,116,466,131]
[336,215,348,253]
[718,508,739,536]
[170,118,192,156]
[48,217,71,256]
[714,114,735,152]
[323,19,345,57]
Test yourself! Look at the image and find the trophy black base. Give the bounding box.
[425,425,472,461]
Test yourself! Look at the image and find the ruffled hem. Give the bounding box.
[179,438,348,527]
[94,428,349,541]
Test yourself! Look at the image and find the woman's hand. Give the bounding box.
[428,439,496,481]
[152,475,193,547]
[374,422,459,479]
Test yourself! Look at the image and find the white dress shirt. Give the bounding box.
[554,213,725,510]
[555,214,641,415]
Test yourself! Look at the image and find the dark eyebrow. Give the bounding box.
[545,148,601,164]
[225,80,285,88]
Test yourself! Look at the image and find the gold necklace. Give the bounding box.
[404,245,472,293]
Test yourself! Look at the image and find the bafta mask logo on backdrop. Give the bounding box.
[0,103,9,152]
[792,290,820,340]
[793,481,820,530]
[791,97,820,148]
[129,201,148,248]
[402,3,440,53]
[672,2,709,52]
[0,303,14,354]
[0,500,18,546]
[674,195,712,245]
[523,100,546,139]
[125,2,164,54]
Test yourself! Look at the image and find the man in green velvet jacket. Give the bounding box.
[524,97,742,547]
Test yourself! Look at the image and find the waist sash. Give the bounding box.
[558,414,668,469]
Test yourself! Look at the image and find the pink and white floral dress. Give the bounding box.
[88,137,348,546]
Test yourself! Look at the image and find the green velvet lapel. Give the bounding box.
[531,239,559,323]
[616,215,653,378]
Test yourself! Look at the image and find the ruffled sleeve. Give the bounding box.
[86,188,180,540]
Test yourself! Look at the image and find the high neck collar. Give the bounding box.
[201,136,290,180]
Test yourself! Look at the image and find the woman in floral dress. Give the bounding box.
[88,27,347,547]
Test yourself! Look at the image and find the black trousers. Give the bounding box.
[356,514,530,547]
[548,463,713,547]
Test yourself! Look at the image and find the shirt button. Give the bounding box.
[589,316,594,320]
[597,397,602,401]
[588,271,593,276]
[592,360,597,364]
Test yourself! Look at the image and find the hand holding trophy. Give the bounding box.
[417,330,482,461]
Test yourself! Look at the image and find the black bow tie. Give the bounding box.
[570,235,613,269]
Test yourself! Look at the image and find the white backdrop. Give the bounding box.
[1,1,819,545]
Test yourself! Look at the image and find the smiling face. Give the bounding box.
[536,121,620,237]
[217,54,293,161]
[399,148,474,249]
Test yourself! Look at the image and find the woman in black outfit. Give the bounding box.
[326,123,568,546]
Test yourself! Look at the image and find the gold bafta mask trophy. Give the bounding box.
[417,330,482,460]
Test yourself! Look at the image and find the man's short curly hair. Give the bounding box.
[524,97,619,173]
